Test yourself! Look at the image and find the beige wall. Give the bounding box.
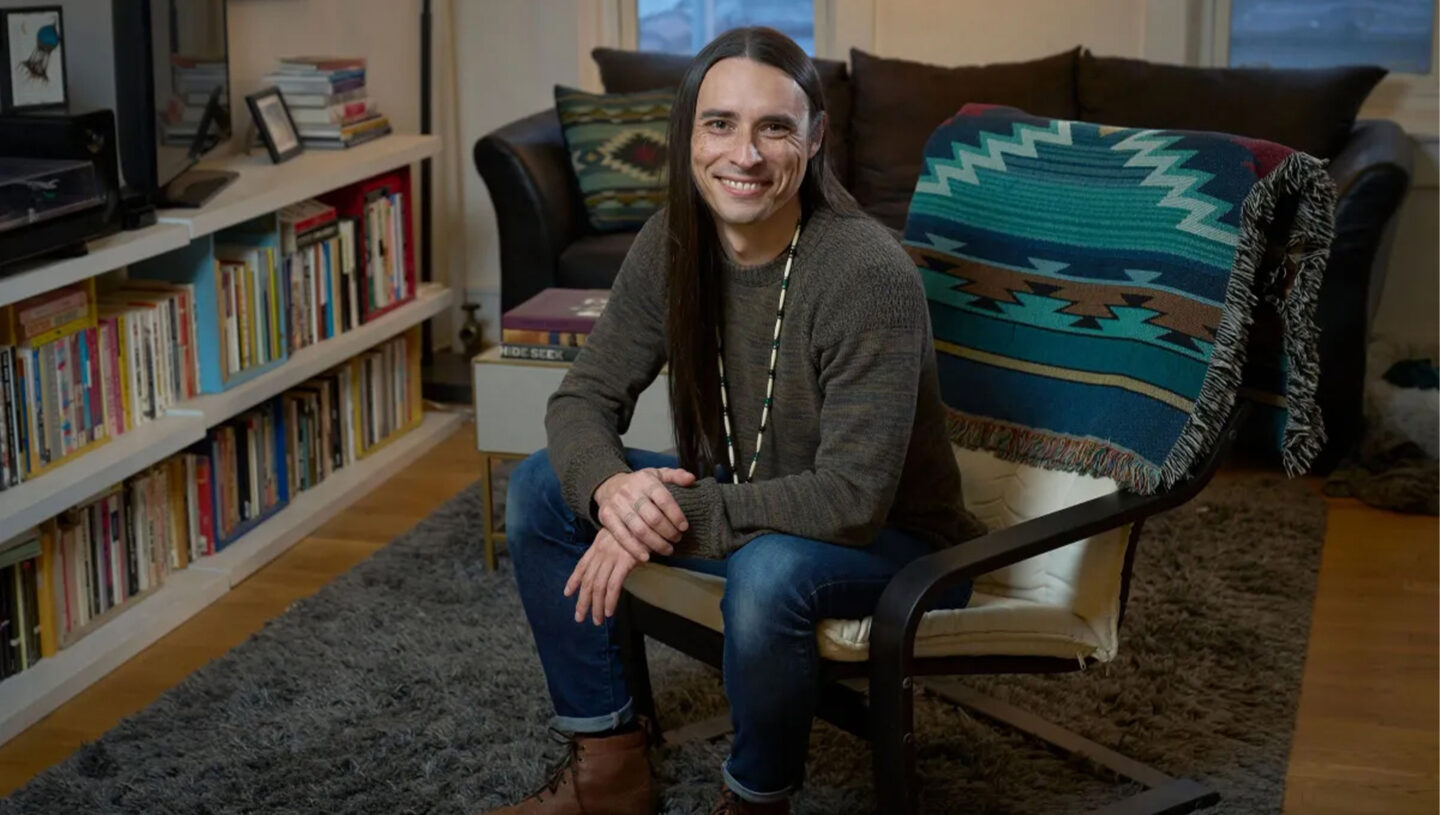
[453,0,586,345]
[871,0,1148,63]
[1372,142,1439,347]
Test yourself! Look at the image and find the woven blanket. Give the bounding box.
[906,104,1336,493]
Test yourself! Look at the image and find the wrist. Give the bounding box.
[593,472,624,507]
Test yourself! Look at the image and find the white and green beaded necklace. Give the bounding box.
[716,219,802,485]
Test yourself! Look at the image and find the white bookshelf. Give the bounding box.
[191,411,464,587]
[157,135,440,239]
[168,284,454,422]
[0,415,208,544]
[0,131,457,748]
[0,411,463,746]
[0,224,192,310]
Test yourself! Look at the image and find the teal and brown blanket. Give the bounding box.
[908,104,1336,493]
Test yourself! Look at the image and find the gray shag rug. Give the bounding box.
[1,472,1326,815]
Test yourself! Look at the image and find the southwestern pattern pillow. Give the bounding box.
[554,85,673,232]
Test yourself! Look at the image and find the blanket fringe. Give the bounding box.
[947,410,1162,494]
[1160,151,1336,489]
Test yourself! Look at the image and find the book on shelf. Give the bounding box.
[502,289,609,335]
[0,280,114,487]
[0,324,426,681]
[498,344,582,363]
[277,56,367,73]
[279,199,356,351]
[213,243,284,380]
[262,71,365,98]
[281,87,367,110]
[0,529,42,679]
[301,115,393,150]
[43,466,188,650]
[319,168,416,324]
[289,98,379,128]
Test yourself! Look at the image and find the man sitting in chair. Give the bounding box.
[488,26,985,815]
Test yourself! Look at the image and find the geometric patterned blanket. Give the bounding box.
[906,104,1337,493]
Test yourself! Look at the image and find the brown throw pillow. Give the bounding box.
[591,47,853,186]
[847,48,1080,225]
[1076,50,1386,159]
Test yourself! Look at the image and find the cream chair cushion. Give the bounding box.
[625,447,1132,664]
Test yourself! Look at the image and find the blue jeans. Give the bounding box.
[505,448,972,804]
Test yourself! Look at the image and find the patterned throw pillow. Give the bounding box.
[554,85,673,232]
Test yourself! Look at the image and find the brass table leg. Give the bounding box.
[481,453,498,572]
[480,452,524,572]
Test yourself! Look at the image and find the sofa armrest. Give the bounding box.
[473,109,584,313]
[1326,119,1415,320]
[1329,119,1415,200]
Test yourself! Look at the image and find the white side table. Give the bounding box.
[471,346,672,569]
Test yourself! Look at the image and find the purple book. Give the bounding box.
[501,288,610,334]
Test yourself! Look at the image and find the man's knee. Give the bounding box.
[505,450,566,546]
[721,536,814,646]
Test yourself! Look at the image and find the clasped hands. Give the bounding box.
[564,466,695,625]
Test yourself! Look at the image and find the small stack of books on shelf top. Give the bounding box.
[262,56,391,150]
[162,55,228,146]
[499,288,609,363]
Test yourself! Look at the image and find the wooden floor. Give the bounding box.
[0,421,1435,813]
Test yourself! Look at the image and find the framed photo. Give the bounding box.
[0,6,67,112]
[246,86,304,164]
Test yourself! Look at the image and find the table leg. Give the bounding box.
[480,454,496,571]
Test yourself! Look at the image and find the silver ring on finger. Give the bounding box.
[632,496,649,516]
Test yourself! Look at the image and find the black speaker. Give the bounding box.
[0,108,123,271]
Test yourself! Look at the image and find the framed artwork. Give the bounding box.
[246,86,304,164]
[0,6,67,112]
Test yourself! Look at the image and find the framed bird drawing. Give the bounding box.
[1,6,68,112]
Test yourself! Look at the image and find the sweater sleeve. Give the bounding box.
[666,265,929,559]
[544,215,669,522]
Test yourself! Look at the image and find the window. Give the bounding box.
[636,0,815,55]
[1228,0,1435,74]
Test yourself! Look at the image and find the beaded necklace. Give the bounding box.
[716,220,801,484]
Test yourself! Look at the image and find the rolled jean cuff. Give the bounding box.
[723,759,795,804]
[550,698,633,735]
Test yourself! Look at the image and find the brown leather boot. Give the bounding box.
[480,727,654,815]
[707,787,790,815]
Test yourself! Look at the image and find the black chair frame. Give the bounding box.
[617,405,1250,815]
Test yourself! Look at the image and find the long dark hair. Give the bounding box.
[665,26,858,479]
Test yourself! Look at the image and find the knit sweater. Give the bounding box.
[544,203,987,560]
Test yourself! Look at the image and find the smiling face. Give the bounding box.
[689,56,823,232]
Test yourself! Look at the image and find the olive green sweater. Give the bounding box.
[545,204,986,559]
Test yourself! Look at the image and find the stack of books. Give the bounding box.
[162,55,228,146]
[262,56,391,149]
[499,288,609,362]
